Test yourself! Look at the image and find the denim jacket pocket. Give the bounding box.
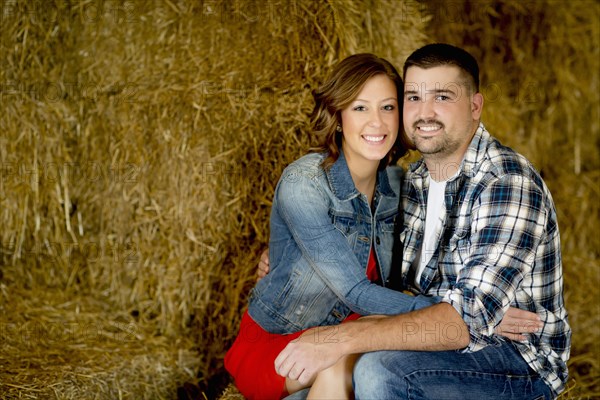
[274,269,301,308]
[379,216,396,234]
[333,215,359,248]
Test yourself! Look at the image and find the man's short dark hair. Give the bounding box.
[403,43,480,93]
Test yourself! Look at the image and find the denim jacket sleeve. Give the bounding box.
[275,169,434,316]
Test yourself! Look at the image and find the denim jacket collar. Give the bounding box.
[326,150,396,201]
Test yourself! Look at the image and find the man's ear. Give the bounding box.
[471,92,484,119]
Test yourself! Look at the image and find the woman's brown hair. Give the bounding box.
[311,53,412,170]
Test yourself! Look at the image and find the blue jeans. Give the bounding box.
[353,341,554,400]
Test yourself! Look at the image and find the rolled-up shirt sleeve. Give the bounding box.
[441,173,548,352]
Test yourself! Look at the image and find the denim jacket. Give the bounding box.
[248,150,431,334]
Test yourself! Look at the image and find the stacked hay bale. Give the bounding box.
[1,0,597,398]
[0,0,428,398]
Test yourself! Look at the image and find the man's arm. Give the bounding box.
[257,248,541,342]
[256,248,269,281]
[275,302,469,385]
[442,174,550,352]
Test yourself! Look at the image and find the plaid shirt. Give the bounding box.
[400,124,571,395]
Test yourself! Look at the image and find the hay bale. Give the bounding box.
[217,383,245,400]
[1,0,597,398]
[0,284,200,399]
[0,0,428,397]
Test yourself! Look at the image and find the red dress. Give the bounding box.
[224,249,381,399]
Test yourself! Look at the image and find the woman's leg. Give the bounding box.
[305,354,360,400]
[226,311,306,399]
[285,376,313,395]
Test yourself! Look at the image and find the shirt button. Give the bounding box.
[376,236,381,245]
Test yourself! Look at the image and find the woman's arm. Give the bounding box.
[273,172,426,315]
[257,247,542,339]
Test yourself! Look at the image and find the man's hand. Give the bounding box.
[273,304,542,385]
[495,307,543,341]
[274,303,468,385]
[257,248,269,282]
[274,325,345,385]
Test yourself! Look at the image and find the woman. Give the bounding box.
[225,54,540,399]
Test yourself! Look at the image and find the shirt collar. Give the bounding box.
[461,123,489,178]
[326,150,396,201]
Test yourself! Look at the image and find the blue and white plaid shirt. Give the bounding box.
[400,124,571,395]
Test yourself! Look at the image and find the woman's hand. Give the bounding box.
[495,307,543,341]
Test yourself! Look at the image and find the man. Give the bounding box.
[272,44,571,399]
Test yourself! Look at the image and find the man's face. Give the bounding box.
[403,65,483,167]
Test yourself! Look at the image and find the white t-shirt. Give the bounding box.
[412,175,447,289]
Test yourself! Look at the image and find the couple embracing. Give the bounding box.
[226,43,570,400]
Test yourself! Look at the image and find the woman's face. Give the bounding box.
[340,74,399,168]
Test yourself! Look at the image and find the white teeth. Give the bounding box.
[363,135,385,142]
[419,125,441,132]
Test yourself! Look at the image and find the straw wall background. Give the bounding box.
[0,0,597,399]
